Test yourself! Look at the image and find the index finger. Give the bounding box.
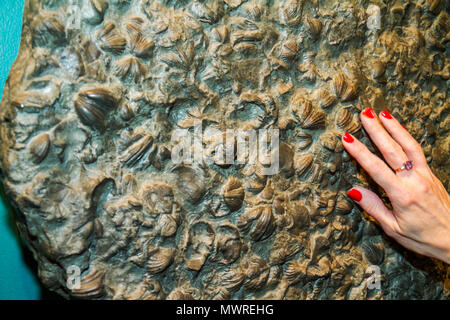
[342,132,399,193]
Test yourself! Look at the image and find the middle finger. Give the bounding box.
[360,108,408,171]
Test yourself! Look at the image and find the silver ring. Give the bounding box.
[395,160,413,173]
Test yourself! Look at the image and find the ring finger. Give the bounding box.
[360,108,409,171]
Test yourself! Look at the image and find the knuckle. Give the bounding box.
[396,194,414,207]
[405,141,422,154]
[416,181,431,194]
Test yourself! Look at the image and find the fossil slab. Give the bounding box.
[0,0,449,299]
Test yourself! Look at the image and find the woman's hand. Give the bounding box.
[342,108,450,264]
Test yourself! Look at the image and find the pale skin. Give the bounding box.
[342,108,450,264]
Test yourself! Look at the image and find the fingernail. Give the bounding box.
[401,124,406,129]
[380,110,392,119]
[362,108,376,119]
[347,188,362,202]
[342,132,354,143]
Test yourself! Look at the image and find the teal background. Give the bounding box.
[0,0,60,300]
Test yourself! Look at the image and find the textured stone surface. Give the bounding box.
[0,0,449,299]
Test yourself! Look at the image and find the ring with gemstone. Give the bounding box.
[395,160,413,173]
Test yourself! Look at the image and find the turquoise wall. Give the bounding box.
[0,0,42,300]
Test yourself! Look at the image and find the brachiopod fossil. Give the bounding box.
[28,132,51,164]
[222,177,245,212]
[74,88,117,130]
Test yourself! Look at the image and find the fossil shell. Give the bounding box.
[427,0,441,13]
[83,0,108,25]
[185,221,215,271]
[341,84,358,102]
[301,109,326,129]
[335,109,361,135]
[29,132,50,164]
[242,2,263,21]
[285,260,306,284]
[71,268,105,299]
[295,154,313,177]
[31,12,65,47]
[336,108,353,129]
[74,88,117,129]
[269,232,301,265]
[131,35,155,58]
[278,142,295,177]
[291,95,325,129]
[172,165,206,204]
[114,56,147,82]
[120,133,155,167]
[297,132,312,150]
[125,16,145,36]
[141,183,173,216]
[238,205,275,242]
[100,33,127,55]
[222,177,244,212]
[291,96,313,123]
[280,39,298,62]
[218,268,245,292]
[147,247,175,274]
[316,89,336,109]
[332,73,348,99]
[120,174,137,194]
[211,25,229,43]
[279,0,301,26]
[215,225,242,265]
[362,242,385,265]
[305,17,322,40]
[335,197,353,215]
[243,256,270,290]
[372,61,386,79]
[166,288,196,300]
[390,0,404,16]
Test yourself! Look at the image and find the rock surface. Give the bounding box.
[0,0,449,299]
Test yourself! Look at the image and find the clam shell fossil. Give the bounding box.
[31,12,65,47]
[238,205,275,242]
[243,255,270,290]
[28,132,50,164]
[74,88,117,129]
[295,154,313,177]
[341,84,358,102]
[280,39,298,62]
[120,134,154,167]
[71,269,105,299]
[305,17,322,40]
[114,56,147,82]
[222,177,244,212]
[184,221,215,271]
[172,165,206,204]
[147,247,175,274]
[372,61,386,79]
[285,260,307,284]
[332,73,348,99]
[100,33,127,55]
[362,242,385,265]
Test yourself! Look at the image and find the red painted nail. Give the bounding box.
[401,124,406,129]
[343,132,354,143]
[380,110,392,119]
[347,188,362,202]
[362,108,375,119]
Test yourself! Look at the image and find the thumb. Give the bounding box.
[347,187,398,236]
